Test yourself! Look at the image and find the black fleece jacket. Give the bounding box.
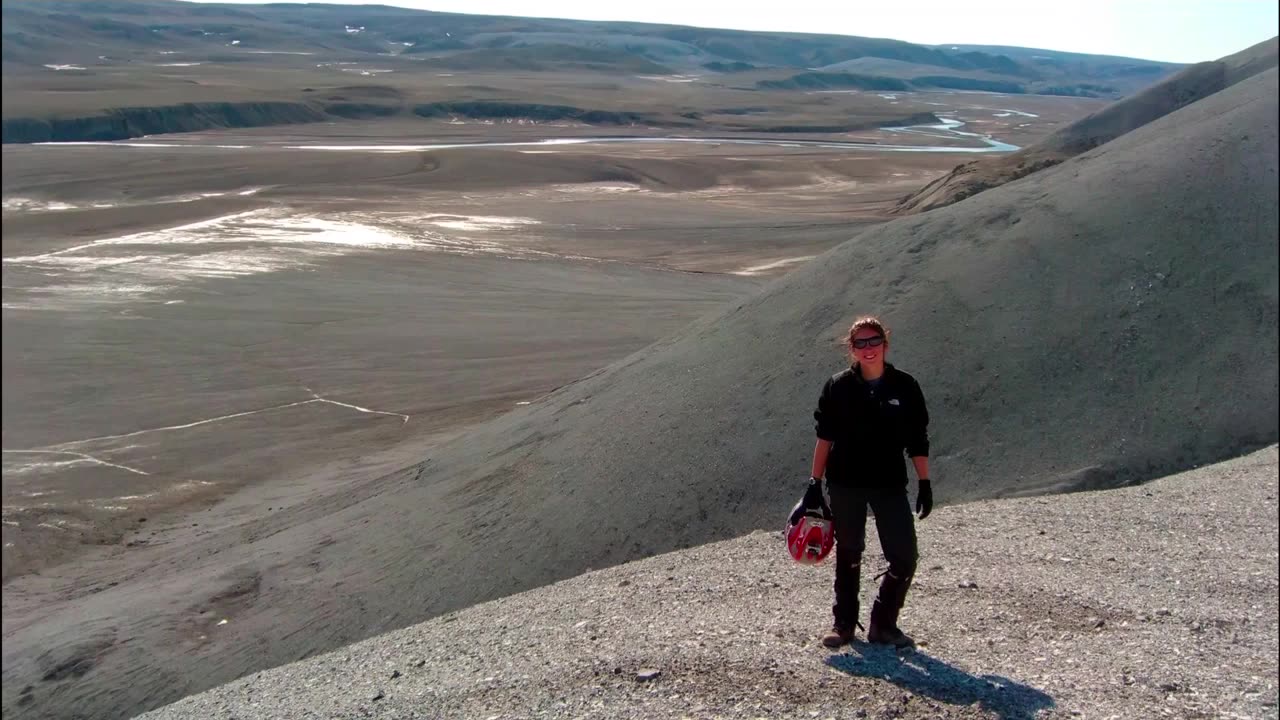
[813,362,930,489]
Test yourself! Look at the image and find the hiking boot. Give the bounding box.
[821,624,855,648]
[867,623,915,648]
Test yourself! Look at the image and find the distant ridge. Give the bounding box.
[894,36,1278,214]
[413,45,674,75]
[1,0,1179,97]
[1,0,1186,143]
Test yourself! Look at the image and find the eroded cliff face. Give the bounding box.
[2,98,946,143]
[893,152,1066,215]
[1,101,327,143]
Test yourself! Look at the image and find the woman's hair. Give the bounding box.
[846,316,890,350]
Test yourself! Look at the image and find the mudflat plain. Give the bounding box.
[2,78,1104,583]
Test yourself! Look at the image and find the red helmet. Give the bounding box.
[787,514,835,564]
[786,482,834,564]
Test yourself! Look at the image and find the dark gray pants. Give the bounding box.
[828,484,918,630]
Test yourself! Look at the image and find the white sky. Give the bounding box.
[198,0,1279,63]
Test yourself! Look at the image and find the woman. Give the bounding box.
[809,316,933,648]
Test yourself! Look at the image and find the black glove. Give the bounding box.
[916,479,933,520]
[803,477,825,509]
[789,477,830,527]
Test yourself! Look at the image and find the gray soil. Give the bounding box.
[2,65,1273,720]
[139,446,1280,720]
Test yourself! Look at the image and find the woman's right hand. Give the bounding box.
[803,476,825,508]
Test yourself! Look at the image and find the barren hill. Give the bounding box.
[3,48,1277,720]
[894,36,1278,214]
[139,446,1280,720]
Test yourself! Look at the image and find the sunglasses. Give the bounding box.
[851,336,885,349]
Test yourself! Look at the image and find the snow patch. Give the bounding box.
[3,198,77,212]
[637,75,699,83]
[1,209,577,309]
[732,256,817,276]
[420,214,541,232]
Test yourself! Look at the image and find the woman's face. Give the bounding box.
[850,326,887,366]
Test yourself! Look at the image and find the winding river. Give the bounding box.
[32,116,1019,154]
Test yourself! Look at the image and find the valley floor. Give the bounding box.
[0,121,984,581]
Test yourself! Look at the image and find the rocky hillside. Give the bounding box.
[894,36,1278,214]
[3,47,1274,720]
[139,446,1280,719]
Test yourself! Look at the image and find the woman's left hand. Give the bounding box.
[916,479,933,520]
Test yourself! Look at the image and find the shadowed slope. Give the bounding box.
[895,37,1278,214]
[3,68,1277,720]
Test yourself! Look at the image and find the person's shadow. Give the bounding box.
[824,641,1055,719]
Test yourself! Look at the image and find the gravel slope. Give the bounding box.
[140,445,1280,720]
